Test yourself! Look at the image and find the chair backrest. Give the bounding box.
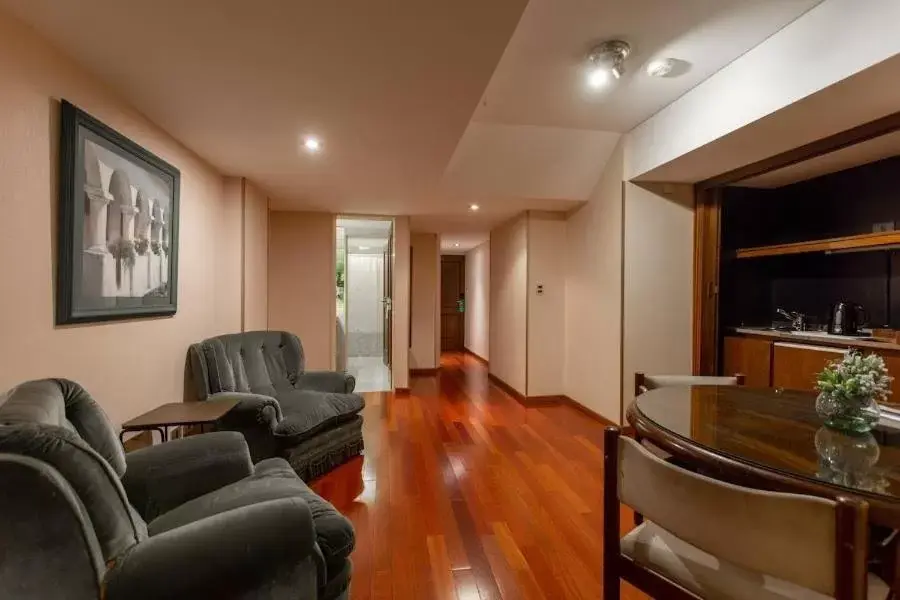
[0,453,105,599]
[189,330,304,399]
[634,371,745,397]
[0,379,147,563]
[605,428,867,598]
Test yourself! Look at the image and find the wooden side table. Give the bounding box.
[119,400,239,444]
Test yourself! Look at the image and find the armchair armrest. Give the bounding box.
[122,432,252,521]
[209,392,282,463]
[105,498,320,600]
[294,371,356,393]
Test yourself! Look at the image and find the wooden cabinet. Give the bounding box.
[722,336,773,387]
[772,343,845,392]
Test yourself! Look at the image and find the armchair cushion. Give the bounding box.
[122,432,253,522]
[105,498,319,600]
[294,371,356,394]
[275,390,365,444]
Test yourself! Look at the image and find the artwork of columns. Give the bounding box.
[57,100,179,324]
[81,140,171,299]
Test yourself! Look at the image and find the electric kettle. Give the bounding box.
[828,302,867,336]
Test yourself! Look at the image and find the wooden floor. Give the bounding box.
[311,352,646,600]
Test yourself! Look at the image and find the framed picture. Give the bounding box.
[57,100,180,324]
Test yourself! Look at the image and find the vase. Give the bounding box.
[815,391,881,434]
[814,427,886,493]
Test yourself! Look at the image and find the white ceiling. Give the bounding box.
[1,0,821,240]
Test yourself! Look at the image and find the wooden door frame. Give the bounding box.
[692,108,900,375]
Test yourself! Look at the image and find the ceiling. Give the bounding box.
[738,129,900,188]
[1,0,821,239]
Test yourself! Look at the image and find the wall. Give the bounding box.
[268,211,335,369]
[564,142,625,422]
[489,214,528,395]
[627,0,900,179]
[464,241,490,361]
[0,10,241,426]
[621,183,694,410]
[526,212,566,397]
[346,252,384,357]
[410,232,439,369]
[392,217,411,389]
[242,180,268,331]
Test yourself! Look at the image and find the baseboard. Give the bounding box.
[463,347,489,366]
[410,367,440,376]
[487,372,525,402]
[394,387,411,396]
[558,395,618,426]
[521,394,567,406]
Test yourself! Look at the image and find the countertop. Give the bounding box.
[730,327,900,352]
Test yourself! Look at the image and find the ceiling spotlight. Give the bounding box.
[646,58,675,78]
[586,40,631,88]
[454,243,460,247]
[469,204,480,211]
[303,136,322,153]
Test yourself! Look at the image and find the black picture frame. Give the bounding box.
[57,100,180,325]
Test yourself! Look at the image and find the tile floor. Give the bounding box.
[347,355,391,392]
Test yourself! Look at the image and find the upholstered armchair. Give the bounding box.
[188,331,365,481]
[0,379,355,600]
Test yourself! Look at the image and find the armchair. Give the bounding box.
[0,379,354,600]
[189,331,365,480]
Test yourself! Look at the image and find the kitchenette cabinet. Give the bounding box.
[771,342,845,392]
[722,336,772,387]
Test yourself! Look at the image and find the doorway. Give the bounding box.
[336,217,393,392]
[441,255,465,351]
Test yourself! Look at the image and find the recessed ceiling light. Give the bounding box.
[469,204,480,212]
[454,243,460,247]
[303,136,322,153]
[646,59,675,78]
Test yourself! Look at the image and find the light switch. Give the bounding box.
[536,284,544,296]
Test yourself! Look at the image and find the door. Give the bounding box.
[382,230,393,367]
[441,255,465,351]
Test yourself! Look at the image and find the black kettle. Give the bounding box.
[828,302,867,336]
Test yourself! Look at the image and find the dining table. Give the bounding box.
[627,384,900,589]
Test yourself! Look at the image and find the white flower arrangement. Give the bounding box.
[816,351,893,402]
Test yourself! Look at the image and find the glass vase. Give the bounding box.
[816,391,881,434]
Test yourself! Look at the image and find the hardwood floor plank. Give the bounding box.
[310,352,648,600]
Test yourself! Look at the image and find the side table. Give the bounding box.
[119,400,239,444]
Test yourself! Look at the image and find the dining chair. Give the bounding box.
[633,372,745,398]
[602,426,888,600]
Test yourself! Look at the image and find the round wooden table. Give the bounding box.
[626,385,900,529]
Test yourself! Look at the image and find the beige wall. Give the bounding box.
[410,232,439,370]
[268,211,335,369]
[242,180,268,331]
[526,212,566,397]
[489,215,528,395]
[564,142,625,423]
[464,241,490,360]
[622,182,694,408]
[0,10,241,426]
[392,217,411,389]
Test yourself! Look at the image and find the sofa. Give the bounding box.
[0,379,354,600]
[188,331,365,481]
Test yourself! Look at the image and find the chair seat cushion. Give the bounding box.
[275,390,365,444]
[146,457,355,565]
[621,521,889,600]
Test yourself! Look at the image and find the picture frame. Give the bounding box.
[57,100,180,325]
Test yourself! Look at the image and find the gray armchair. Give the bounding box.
[189,331,365,481]
[0,379,353,600]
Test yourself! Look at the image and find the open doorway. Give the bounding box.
[336,217,393,392]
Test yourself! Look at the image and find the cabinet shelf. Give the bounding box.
[734,230,900,259]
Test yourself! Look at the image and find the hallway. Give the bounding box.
[311,352,644,600]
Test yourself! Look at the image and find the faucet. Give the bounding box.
[776,308,808,332]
